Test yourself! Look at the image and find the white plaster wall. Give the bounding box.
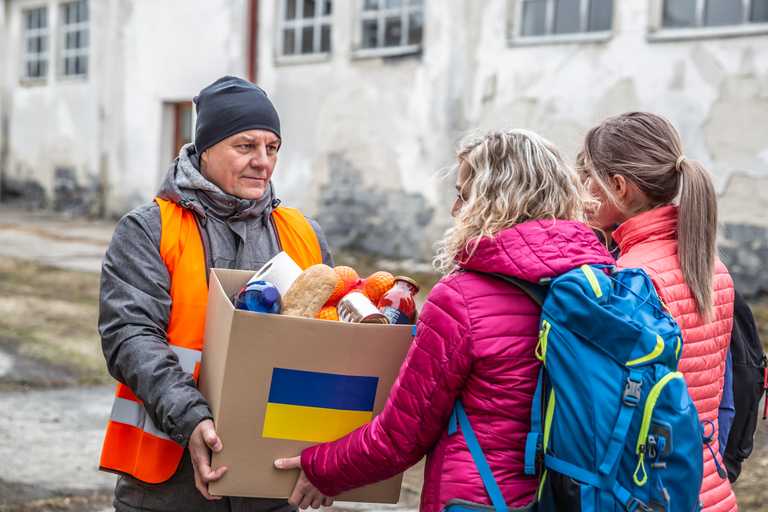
[472,0,768,192]
[114,0,250,212]
[261,0,768,231]
[3,0,766,227]
[2,0,251,213]
[3,0,103,196]
[258,0,468,218]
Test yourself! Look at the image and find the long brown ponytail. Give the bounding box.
[581,112,718,318]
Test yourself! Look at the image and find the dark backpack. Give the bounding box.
[724,289,767,482]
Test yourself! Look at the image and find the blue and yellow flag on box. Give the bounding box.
[262,368,379,443]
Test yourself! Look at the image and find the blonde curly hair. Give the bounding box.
[433,129,594,274]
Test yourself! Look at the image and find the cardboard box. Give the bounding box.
[199,268,414,502]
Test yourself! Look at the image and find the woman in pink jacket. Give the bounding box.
[578,112,737,512]
[275,130,614,510]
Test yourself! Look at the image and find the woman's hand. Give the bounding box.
[274,456,335,509]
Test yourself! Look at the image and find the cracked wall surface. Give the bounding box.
[1,1,766,283]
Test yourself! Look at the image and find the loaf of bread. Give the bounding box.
[281,264,339,318]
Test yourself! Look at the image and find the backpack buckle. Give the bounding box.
[626,497,653,512]
[623,377,642,406]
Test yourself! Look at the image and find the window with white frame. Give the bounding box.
[662,0,768,28]
[279,0,332,57]
[519,0,614,38]
[22,6,49,80]
[359,0,424,52]
[60,0,89,77]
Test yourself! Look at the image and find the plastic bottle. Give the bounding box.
[377,276,419,325]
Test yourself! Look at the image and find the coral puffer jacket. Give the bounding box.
[301,220,614,511]
[613,205,737,512]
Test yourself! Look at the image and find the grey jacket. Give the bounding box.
[99,145,332,511]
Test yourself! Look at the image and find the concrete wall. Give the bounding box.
[0,0,250,214]
[115,0,250,213]
[1,0,766,290]
[260,0,768,262]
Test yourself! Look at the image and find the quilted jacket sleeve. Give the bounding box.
[300,276,473,496]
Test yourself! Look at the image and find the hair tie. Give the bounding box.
[675,155,686,172]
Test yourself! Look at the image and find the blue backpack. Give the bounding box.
[445,265,710,512]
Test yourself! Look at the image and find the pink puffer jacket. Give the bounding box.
[613,205,736,512]
[301,220,614,511]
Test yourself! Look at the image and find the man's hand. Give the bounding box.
[189,419,228,500]
[274,456,334,509]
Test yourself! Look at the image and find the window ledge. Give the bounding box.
[275,53,332,66]
[508,31,612,47]
[647,23,768,42]
[58,74,88,82]
[19,77,47,87]
[351,45,422,60]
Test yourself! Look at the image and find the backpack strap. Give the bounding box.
[449,401,509,512]
[468,271,549,306]
[524,368,544,476]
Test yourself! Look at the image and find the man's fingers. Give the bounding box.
[274,456,301,470]
[310,496,323,509]
[203,428,223,452]
[208,465,228,482]
[322,497,334,507]
[192,465,221,501]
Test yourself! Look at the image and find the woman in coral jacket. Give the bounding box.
[578,112,737,512]
[275,129,614,511]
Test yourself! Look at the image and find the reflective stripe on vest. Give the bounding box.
[107,346,203,441]
[99,196,322,484]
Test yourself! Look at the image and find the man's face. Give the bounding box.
[200,129,281,200]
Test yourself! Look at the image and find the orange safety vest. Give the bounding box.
[99,197,322,484]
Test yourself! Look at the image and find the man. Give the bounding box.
[98,76,333,512]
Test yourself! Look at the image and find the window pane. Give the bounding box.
[362,19,379,47]
[302,0,316,18]
[384,16,402,46]
[80,0,89,22]
[385,0,402,8]
[301,26,314,53]
[408,11,423,45]
[704,0,743,26]
[363,0,380,10]
[554,0,581,34]
[320,24,331,51]
[283,28,296,54]
[409,0,423,5]
[286,0,297,20]
[662,0,697,27]
[588,0,613,31]
[752,0,768,22]
[180,107,193,141]
[40,60,48,78]
[82,29,89,48]
[323,0,332,15]
[521,0,548,36]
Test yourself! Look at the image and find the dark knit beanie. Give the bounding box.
[193,76,281,155]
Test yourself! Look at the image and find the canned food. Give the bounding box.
[337,292,389,324]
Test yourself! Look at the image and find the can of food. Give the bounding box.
[337,292,389,324]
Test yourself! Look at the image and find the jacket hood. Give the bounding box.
[459,219,614,283]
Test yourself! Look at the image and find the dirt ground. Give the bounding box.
[1,257,766,511]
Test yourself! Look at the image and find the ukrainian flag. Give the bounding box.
[262,368,379,443]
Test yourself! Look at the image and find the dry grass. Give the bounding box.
[0,257,108,386]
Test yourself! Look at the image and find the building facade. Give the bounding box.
[1,0,767,290]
